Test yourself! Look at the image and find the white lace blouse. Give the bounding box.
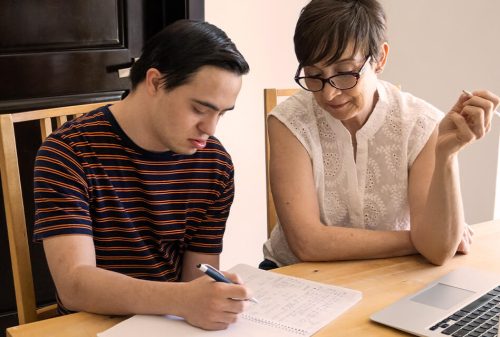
[263,80,444,267]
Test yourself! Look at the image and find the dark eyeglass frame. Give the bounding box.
[294,56,372,92]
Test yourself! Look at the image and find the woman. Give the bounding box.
[261,0,499,269]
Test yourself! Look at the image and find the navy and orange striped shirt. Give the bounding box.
[33,105,234,284]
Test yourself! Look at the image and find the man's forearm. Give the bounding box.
[59,265,186,316]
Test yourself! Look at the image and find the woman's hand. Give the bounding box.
[437,90,499,156]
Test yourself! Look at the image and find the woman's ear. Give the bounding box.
[374,42,390,74]
[145,68,163,96]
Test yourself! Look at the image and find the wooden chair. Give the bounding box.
[263,88,299,237]
[0,101,117,324]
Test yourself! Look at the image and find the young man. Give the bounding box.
[33,20,250,331]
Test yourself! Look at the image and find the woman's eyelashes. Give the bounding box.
[305,67,356,77]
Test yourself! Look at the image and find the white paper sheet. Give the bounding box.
[98,264,362,337]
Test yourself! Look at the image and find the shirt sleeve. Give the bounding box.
[184,149,234,254]
[269,92,317,159]
[399,89,443,167]
[33,134,92,241]
[407,107,443,167]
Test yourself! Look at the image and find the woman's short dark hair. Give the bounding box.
[130,19,249,91]
[294,0,387,67]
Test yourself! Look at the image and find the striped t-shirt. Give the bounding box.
[33,105,234,285]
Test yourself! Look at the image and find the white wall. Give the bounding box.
[378,0,500,224]
[206,0,309,269]
[205,0,500,269]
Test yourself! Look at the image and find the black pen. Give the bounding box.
[197,263,259,304]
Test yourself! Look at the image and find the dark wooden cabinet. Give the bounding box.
[0,0,204,111]
[0,1,204,335]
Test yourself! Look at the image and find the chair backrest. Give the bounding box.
[0,102,117,324]
[264,88,299,237]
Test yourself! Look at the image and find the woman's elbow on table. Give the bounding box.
[284,225,331,262]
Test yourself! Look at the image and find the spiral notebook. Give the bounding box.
[97,264,362,337]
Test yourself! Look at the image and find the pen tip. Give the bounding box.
[196,264,201,268]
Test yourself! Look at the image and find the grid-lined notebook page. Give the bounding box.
[98,264,362,337]
[231,263,362,336]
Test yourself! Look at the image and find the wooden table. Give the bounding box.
[7,220,500,337]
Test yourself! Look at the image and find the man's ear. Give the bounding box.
[145,68,163,96]
[374,42,389,74]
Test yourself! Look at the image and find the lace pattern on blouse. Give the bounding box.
[263,80,443,266]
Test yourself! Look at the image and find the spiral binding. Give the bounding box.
[242,314,309,336]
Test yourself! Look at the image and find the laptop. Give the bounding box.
[371,267,500,336]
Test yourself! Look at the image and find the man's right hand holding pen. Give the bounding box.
[197,264,259,303]
[177,264,254,331]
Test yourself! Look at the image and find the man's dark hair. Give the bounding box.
[130,19,249,91]
[294,0,387,67]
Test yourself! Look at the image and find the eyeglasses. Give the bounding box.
[294,56,372,92]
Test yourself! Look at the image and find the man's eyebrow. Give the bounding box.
[192,99,235,112]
